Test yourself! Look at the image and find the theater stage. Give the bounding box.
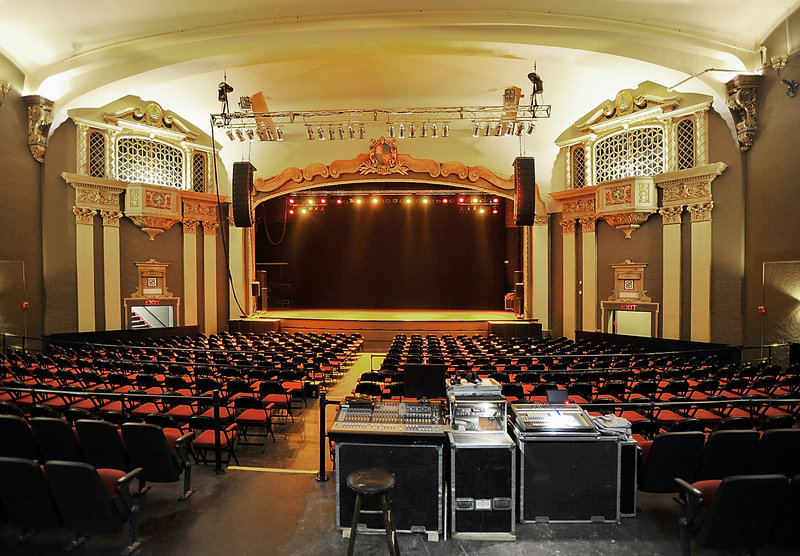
[230,309,534,350]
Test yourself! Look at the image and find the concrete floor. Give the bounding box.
[1,354,797,555]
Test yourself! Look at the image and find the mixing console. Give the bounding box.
[510,404,596,434]
[329,400,448,436]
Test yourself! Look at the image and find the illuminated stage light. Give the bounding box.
[307,199,314,205]
[421,197,429,204]
[457,197,465,204]
[479,207,486,214]
[492,197,500,204]
[371,197,380,205]
[404,197,413,205]
[336,198,343,205]
[226,130,235,141]
[288,198,295,205]
[442,198,449,204]
[288,209,295,215]
[354,198,363,205]
[492,208,499,214]
[471,197,479,204]
[300,208,308,215]
[320,198,327,205]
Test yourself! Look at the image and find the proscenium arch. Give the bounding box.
[250,140,518,207]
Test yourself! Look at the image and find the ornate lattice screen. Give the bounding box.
[594,127,665,183]
[117,137,184,188]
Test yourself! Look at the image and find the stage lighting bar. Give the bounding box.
[287,192,504,214]
[212,103,550,141]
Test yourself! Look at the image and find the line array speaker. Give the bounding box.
[513,156,536,227]
[232,161,256,227]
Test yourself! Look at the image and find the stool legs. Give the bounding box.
[347,492,400,556]
[380,493,400,556]
[347,492,363,556]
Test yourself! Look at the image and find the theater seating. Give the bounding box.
[0,456,63,542]
[122,422,194,500]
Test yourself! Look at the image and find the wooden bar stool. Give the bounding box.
[346,467,400,555]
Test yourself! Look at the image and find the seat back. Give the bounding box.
[751,428,800,476]
[696,474,787,551]
[31,417,84,462]
[0,456,62,531]
[121,423,180,483]
[0,415,39,460]
[771,474,800,546]
[639,431,705,492]
[45,460,128,535]
[696,429,759,481]
[75,419,130,470]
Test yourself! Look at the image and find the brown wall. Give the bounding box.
[0,65,46,344]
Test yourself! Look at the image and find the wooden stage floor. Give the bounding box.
[231,309,524,350]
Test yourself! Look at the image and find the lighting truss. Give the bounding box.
[211,104,551,140]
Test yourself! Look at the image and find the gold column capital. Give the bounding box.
[73,206,96,225]
[659,205,683,225]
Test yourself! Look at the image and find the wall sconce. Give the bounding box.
[771,55,798,97]
[0,82,9,106]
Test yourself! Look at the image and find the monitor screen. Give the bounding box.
[403,364,447,399]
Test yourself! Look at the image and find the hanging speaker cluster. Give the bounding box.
[513,157,536,227]
[232,161,256,227]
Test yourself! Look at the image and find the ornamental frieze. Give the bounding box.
[655,163,726,208]
[600,212,654,239]
[128,216,179,240]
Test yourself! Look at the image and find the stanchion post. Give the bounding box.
[213,390,224,475]
[316,391,328,482]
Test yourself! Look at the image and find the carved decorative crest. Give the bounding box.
[23,95,54,163]
[726,74,761,152]
[359,137,409,175]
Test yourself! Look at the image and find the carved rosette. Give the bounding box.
[726,74,761,152]
[659,206,683,225]
[201,221,219,236]
[22,95,54,163]
[73,207,96,225]
[100,210,123,227]
[579,216,596,233]
[533,216,549,226]
[687,201,713,222]
[183,220,200,234]
[560,219,576,234]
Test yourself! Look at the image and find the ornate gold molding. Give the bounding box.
[0,82,9,106]
[687,201,714,222]
[128,216,178,240]
[560,219,576,234]
[183,220,200,234]
[550,186,597,220]
[73,206,96,225]
[579,216,596,233]
[201,221,219,236]
[22,95,54,163]
[100,210,123,227]
[599,212,653,239]
[659,206,683,225]
[253,137,514,201]
[533,216,549,226]
[726,74,761,152]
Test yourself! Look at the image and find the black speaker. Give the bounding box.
[232,161,255,227]
[513,156,536,226]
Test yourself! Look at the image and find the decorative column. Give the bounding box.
[561,219,577,339]
[202,221,219,334]
[182,220,200,326]
[688,202,713,342]
[659,206,683,339]
[227,224,249,319]
[579,217,598,332]
[530,217,550,329]
[73,207,97,332]
[100,210,123,330]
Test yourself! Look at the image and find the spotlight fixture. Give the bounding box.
[484,123,491,137]
[226,130,235,141]
[388,125,395,139]
[399,124,405,139]
[359,125,365,140]
[276,127,284,141]
[410,124,416,138]
[348,125,355,140]
[238,96,252,111]
[317,127,326,140]
[473,123,480,137]
[431,123,438,138]
[288,198,295,205]
[257,129,268,141]
[404,197,413,205]
[516,123,524,136]
[354,198,363,205]
[337,126,345,140]
[421,197,430,205]
[246,129,255,142]
[494,123,503,136]
[442,123,449,137]
[306,127,314,140]
[288,208,295,215]
[505,122,514,136]
[217,81,234,103]
[421,123,427,138]
[526,122,536,135]
[336,198,343,205]
[320,198,327,205]
[328,126,335,140]
[235,129,245,142]
[371,196,380,205]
